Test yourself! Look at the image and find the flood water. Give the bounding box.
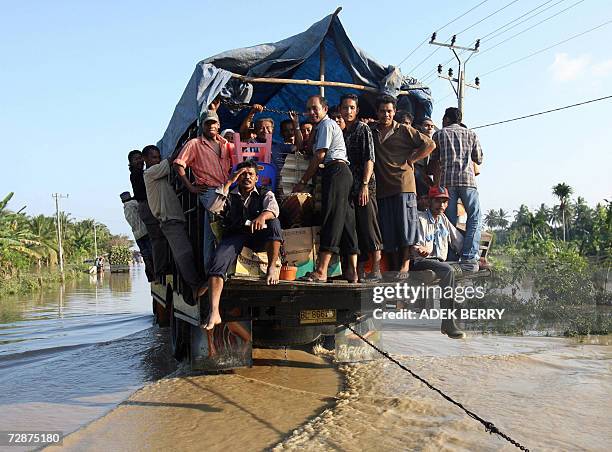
[0,267,610,451]
[0,268,177,440]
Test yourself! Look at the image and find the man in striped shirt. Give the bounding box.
[430,107,483,272]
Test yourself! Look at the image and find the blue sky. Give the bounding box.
[1,0,611,238]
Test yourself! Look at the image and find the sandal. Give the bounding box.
[394,271,410,281]
[297,272,327,283]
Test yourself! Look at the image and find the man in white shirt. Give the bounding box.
[120,191,154,281]
[412,186,466,339]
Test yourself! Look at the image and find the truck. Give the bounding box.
[149,8,492,370]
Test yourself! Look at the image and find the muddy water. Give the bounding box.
[1,268,611,451]
[277,331,612,451]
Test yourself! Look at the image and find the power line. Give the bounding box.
[420,0,570,81]
[472,95,612,129]
[408,0,517,75]
[480,19,612,76]
[476,0,586,57]
[455,0,522,36]
[398,0,491,66]
[481,0,567,41]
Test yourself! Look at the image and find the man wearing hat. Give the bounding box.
[120,191,154,281]
[412,186,466,339]
[174,110,234,273]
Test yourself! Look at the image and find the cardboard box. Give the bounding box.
[232,226,342,278]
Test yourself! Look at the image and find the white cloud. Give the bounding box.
[549,53,612,82]
[549,53,591,81]
[591,59,612,77]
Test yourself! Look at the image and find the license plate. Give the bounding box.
[300,309,337,324]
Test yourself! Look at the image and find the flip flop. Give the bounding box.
[297,272,327,283]
[394,271,410,281]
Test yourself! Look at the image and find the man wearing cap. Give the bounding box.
[430,107,483,272]
[143,144,207,305]
[292,95,359,283]
[412,185,466,339]
[120,191,154,281]
[174,110,234,273]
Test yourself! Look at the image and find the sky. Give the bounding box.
[1,0,611,239]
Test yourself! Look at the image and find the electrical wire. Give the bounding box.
[407,0,518,74]
[480,19,612,76]
[455,0,522,36]
[397,0,491,66]
[419,0,573,82]
[476,0,586,57]
[472,95,612,129]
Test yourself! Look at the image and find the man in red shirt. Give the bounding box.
[173,110,234,273]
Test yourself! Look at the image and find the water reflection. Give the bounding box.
[0,266,177,436]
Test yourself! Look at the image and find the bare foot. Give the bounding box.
[204,310,222,330]
[266,266,280,285]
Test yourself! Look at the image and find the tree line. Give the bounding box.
[0,192,131,279]
[484,183,611,259]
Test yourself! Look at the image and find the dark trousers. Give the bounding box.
[412,259,455,301]
[320,163,358,255]
[135,235,155,281]
[209,218,283,279]
[159,220,204,291]
[138,201,168,277]
[354,194,383,262]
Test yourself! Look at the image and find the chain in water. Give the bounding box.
[344,323,530,451]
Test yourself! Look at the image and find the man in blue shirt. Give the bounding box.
[293,95,359,283]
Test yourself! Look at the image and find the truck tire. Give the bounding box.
[169,301,190,361]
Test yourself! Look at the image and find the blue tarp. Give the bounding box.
[158,10,432,157]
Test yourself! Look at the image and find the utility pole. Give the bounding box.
[52,193,68,279]
[429,33,481,117]
[93,220,98,260]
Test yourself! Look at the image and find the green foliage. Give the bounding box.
[108,245,132,266]
[0,192,131,290]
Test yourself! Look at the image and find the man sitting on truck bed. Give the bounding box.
[412,185,466,339]
[203,159,283,330]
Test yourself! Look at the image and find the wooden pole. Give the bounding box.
[319,42,325,97]
[231,74,425,95]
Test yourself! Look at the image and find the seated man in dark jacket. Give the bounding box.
[203,160,282,330]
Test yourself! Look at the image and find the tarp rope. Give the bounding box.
[344,323,530,451]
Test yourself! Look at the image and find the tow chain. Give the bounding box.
[344,323,530,451]
[221,99,306,116]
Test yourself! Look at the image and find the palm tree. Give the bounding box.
[497,208,509,230]
[552,183,573,241]
[29,215,58,266]
[484,209,499,230]
[0,193,43,275]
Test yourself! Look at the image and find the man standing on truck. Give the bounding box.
[429,107,483,272]
[128,149,168,279]
[412,185,466,339]
[293,95,359,283]
[371,95,436,281]
[173,110,233,274]
[202,159,283,330]
[339,94,383,282]
[142,145,208,305]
